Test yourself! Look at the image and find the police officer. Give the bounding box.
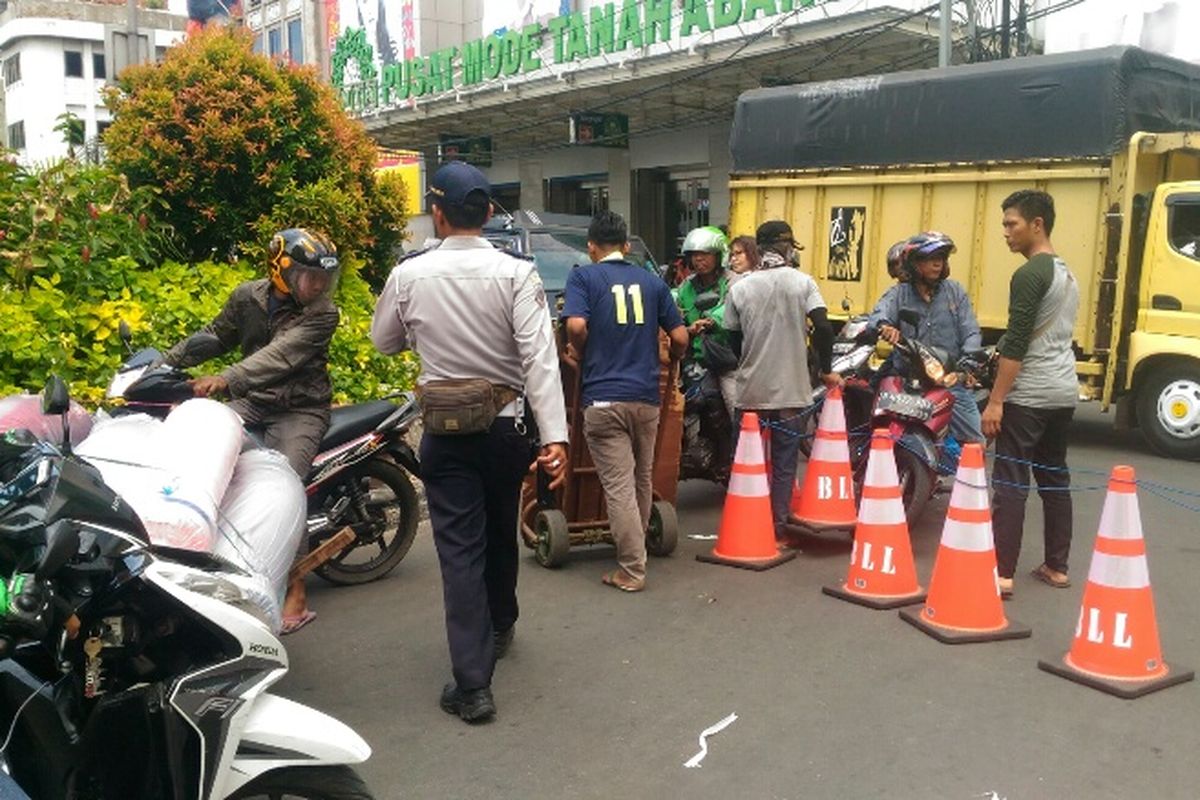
[370,162,568,724]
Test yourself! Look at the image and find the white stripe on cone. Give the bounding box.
[820,396,848,433]
[864,444,899,488]
[810,435,851,463]
[733,427,766,466]
[858,496,905,525]
[1097,491,1145,542]
[939,517,994,553]
[947,465,988,510]
[728,470,769,498]
[1088,551,1151,590]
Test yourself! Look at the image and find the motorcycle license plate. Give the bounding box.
[876,391,934,421]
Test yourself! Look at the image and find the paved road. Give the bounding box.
[279,404,1200,799]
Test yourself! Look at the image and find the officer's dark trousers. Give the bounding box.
[420,419,535,691]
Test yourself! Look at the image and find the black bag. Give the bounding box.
[701,336,739,375]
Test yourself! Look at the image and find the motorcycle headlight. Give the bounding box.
[153,562,249,605]
[940,373,959,387]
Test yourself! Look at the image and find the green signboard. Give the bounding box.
[332,0,819,112]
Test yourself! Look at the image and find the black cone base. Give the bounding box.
[823,583,927,610]
[1038,655,1195,699]
[899,604,1032,644]
[696,549,797,571]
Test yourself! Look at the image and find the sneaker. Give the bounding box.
[494,626,514,660]
[439,683,496,723]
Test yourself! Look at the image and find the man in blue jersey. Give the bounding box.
[563,211,689,592]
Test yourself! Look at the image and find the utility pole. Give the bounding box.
[125,0,139,69]
[939,0,952,67]
[1001,0,1011,59]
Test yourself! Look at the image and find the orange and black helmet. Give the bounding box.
[268,228,339,303]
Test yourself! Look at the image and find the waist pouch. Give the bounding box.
[417,379,520,436]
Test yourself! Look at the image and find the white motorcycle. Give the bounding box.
[0,377,375,799]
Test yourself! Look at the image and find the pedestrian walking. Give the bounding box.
[982,189,1080,599]
[370,161,569,723]
[725,220,840,548]
[561,211,688,592]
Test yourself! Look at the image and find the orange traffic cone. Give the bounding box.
[1038,466,1193,698]
[697,411,797,571]
[899,443,1031,643]
[790,386,857,532]
[824,430,925,609]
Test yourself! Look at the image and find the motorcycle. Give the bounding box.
[0,378,375,799]
[808,312,994,523]
[677,355,733,485]
[105,325,421,586]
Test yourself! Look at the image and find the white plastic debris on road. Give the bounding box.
[683,712,738,768]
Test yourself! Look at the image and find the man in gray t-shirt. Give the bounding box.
[725,220,840,545]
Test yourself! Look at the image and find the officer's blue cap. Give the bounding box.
[427,161,491,207]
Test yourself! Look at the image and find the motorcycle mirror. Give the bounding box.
[41,375,70,417]
[898,309,920,327]
[118,320,132,346]
[42,375,73,455]
[183,333,225,362]
[37,520,80,581]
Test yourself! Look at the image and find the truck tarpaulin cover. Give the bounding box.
[730,46,1200,172]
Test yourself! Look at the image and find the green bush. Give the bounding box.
[0,258,418,407]
[0,157,176,294]
[102,27,405,271]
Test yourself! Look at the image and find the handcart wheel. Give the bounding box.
[534,509,571,568]
[646,501,679,557]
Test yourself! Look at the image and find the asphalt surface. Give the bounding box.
[279,403,1200,800]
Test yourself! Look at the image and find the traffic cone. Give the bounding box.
[899,443,1031,643]
[790,385,857,532]
[823,430,925,609]
[697,411,797,571]
[1038,465,1193,698]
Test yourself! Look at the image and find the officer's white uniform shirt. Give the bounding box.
[371,236,569,444]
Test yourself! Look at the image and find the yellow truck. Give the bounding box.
[728,46,1200,459]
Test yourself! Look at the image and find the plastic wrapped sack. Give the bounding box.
[0,394,92,446]
[77,399,243,552]
[213,448,306,630]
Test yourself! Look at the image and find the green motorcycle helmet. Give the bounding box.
[681,226,730,269]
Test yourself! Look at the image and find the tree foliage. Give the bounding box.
[102,27,405,269]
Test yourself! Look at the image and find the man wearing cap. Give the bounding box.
[724,220,839,548]
[371,161,569,724]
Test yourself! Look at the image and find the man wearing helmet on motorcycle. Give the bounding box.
[868,232,984,447]
[164,227,341,634]
[675,226,738,417]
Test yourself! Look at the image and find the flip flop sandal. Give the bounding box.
[1031,564,1070,588]
[281,609,317,635]
[601,571,644,593]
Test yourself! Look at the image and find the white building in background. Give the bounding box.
[1043,0,1200,64]
[0,0,187,165]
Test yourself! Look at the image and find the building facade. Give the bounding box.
[0,0,186,164]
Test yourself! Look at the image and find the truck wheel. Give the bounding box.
[1138,364,1200,460]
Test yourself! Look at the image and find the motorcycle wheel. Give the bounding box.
[229,765,374,799]
[315,459,419,586]
[894,445,934,525]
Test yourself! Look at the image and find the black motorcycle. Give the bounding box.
[105,325,421,586]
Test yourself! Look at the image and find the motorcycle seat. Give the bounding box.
[321,400,399,451]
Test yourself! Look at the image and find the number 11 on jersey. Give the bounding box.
[611,284,645,325]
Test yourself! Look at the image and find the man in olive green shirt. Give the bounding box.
[983,190,1079,598]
